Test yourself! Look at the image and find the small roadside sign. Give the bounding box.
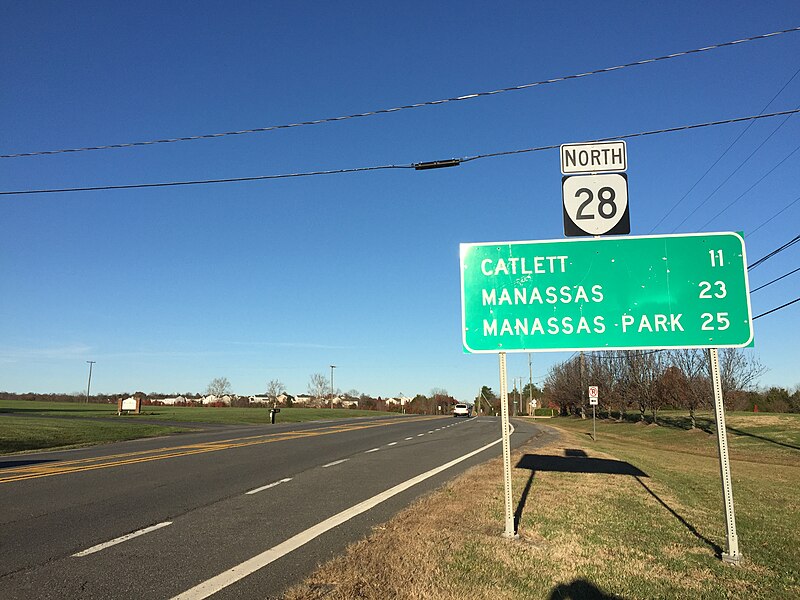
[589,386,599,405]
[561,141,626,175]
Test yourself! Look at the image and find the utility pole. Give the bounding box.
[511,378,518,418]
[580,351,586,419]
[85,361,96,404]
[528,353,534,419]
[329,365,336,409]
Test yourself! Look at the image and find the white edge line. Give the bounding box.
[72,521,172,557]
[171,434,506,600]
[322,459,349,468]
[246,478,293,495]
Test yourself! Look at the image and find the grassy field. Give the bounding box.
[0,415,187,454]
[0,399,398,423]
[284,411,800,599]
[0,399,401,454]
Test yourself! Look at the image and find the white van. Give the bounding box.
[453,403,470,418]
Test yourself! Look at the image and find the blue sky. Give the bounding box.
[2,2,799,400]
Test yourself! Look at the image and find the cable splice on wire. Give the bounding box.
[2,27,799,160]
[2,108,799,197]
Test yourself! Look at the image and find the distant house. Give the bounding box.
[386,396,411,408]
[160,396,186,406]
[277,393,295,406]
[293,394,314,406]
[202,394,235,405]
[248,395,271,404]
[338,398,358,408]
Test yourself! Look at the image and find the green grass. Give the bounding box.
[539,412,800,598]
[129,405,399,424]
[0,415,186,454]
[0,399,120,417]
[0,399,403,454]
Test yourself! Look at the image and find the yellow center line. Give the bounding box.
[0,417,441,484]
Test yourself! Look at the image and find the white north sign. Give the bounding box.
[560,141,627,175]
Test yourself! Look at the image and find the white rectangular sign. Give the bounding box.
[561,141,627,175]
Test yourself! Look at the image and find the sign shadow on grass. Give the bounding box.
[647,416,800,451]
[547,578,625,600]
[514,449,722,557]
[726,426,800,451]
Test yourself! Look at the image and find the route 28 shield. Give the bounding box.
[563,173,630,236]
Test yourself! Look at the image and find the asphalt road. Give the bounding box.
[0,414,556,599]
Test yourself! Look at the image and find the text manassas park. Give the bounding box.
[477,254,685,338]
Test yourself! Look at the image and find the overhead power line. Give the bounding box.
[673,113,799,232]
[750,267,800,293]
[0,164,412,196]
[2,108,798,197]
[748,233,800,270]
[649,65,800,233]
[459,109,800,163]
[746,194,800,238]
[2,27,799,160]
[752,296,800,320]
[693,142,800,231]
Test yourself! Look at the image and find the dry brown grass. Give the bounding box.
[282,420,800,600]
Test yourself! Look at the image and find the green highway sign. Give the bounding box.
[460,232,753,353]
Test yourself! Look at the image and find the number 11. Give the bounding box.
[709,249,724,267]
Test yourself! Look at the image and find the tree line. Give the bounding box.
[540,348,800,426]
[0,375,458,415]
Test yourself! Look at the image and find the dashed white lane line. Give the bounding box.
[387,442,397,446]
[405,437,413,440]
[73,521,172,557]
[246,478,293,495]
[171,434,506,600]
[365,448,380,453]
[322,459,350,468]
[416,433,424,437]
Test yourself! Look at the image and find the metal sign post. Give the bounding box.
[708,347,741,564]
[498,352,517,539]
[589,386,599,441]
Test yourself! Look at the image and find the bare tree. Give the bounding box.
[206,377,232,397]
[308,373,329,407]
[668,349,709,429]
[430,387,450,414]
[585,352,625,419]
[623,351,664,422]
[543,357,582,416]
[717,348,766,408]
[265,379,285,406]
